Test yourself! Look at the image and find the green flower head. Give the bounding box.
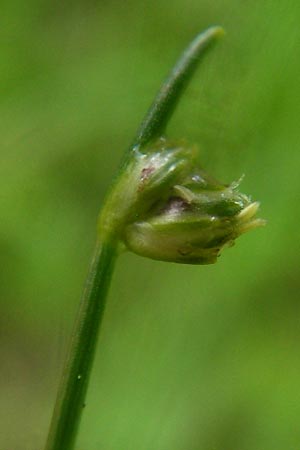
[100,138,265,264]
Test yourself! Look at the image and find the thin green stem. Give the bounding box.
[45,238,117,450]
[130,26,224,151]
[44,26,224,450]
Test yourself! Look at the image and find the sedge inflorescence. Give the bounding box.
[100,137,264,264]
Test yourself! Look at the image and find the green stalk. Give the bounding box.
[45,238,117,450]
[44,26,223,450]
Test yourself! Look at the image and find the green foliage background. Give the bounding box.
[1,1,300,449]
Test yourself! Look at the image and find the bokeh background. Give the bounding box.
[1,1,300,449]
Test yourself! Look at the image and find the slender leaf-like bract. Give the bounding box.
[131,26,224,150]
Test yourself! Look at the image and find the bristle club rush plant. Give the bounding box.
[45,26,264,450]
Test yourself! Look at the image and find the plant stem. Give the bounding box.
[44,26,224,450]
[45,237,117,450]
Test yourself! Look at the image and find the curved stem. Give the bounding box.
[45,238,117,450]
[44,27,224,450]
[131,26,224,150]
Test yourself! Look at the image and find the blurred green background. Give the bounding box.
[1,1,300,449]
